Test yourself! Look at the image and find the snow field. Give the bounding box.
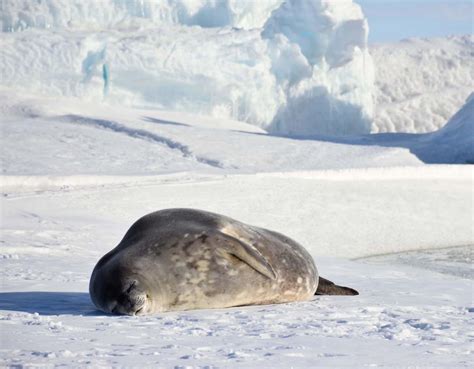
[3,168,473,259]
[1,171,473,367]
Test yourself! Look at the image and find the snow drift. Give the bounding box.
[428,92,474,164]
[0,0,374,137]
[372,35,473,133]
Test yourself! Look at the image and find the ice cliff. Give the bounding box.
[0,0,374,136]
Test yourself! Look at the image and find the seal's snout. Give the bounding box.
[110,280,148,316]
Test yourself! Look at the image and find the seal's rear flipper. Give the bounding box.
[315,277,359,295]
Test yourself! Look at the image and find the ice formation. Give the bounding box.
[428,93,474,164]
[0,0,374,137]
[262,0,373,136]
[0,0,284,31]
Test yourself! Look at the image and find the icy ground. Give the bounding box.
[1,91,473,367]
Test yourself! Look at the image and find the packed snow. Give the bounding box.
[1,0,473,368]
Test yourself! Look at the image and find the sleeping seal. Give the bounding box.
[89,208,357,315]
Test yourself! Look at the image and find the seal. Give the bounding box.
[89,208,357,315]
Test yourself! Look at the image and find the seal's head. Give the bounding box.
[89,259,153,316]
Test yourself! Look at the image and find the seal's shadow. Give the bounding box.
[0,292,100,316]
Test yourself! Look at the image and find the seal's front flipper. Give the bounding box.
[315,277,359,295]
[216,232,277,280]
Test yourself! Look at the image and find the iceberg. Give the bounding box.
[0,0,374,137]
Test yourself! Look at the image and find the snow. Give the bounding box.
[372,35,474,133]
[1,93,420,176]
[1,89,473,367]
[1,166,473,367]
[429,92,474,164]
[2,278,472,368]
[3,165,472,259]
[1,1,473,367]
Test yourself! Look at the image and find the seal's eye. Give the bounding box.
[125,280,137,294]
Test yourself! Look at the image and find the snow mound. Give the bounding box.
[372,35,473,133]
[428,93,474,163]
[0,0,374,137]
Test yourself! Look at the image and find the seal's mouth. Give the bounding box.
[110,295,147,315]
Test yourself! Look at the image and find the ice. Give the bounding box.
[2,2,470,136]
[262,0,367,66]
[0,0,284,31]
[262,0,374,136]
[362,245,473,280]
[0,0,373,137]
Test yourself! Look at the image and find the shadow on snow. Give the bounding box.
[232,129,469,164]
[143,116,190,127]
[0,292,101,316]
[57,112,470,165]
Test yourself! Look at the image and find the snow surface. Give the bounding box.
[1,1,473,367]
[1,156,473,367]
[1,89,473,367]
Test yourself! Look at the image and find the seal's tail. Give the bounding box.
[315,277,359,295]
